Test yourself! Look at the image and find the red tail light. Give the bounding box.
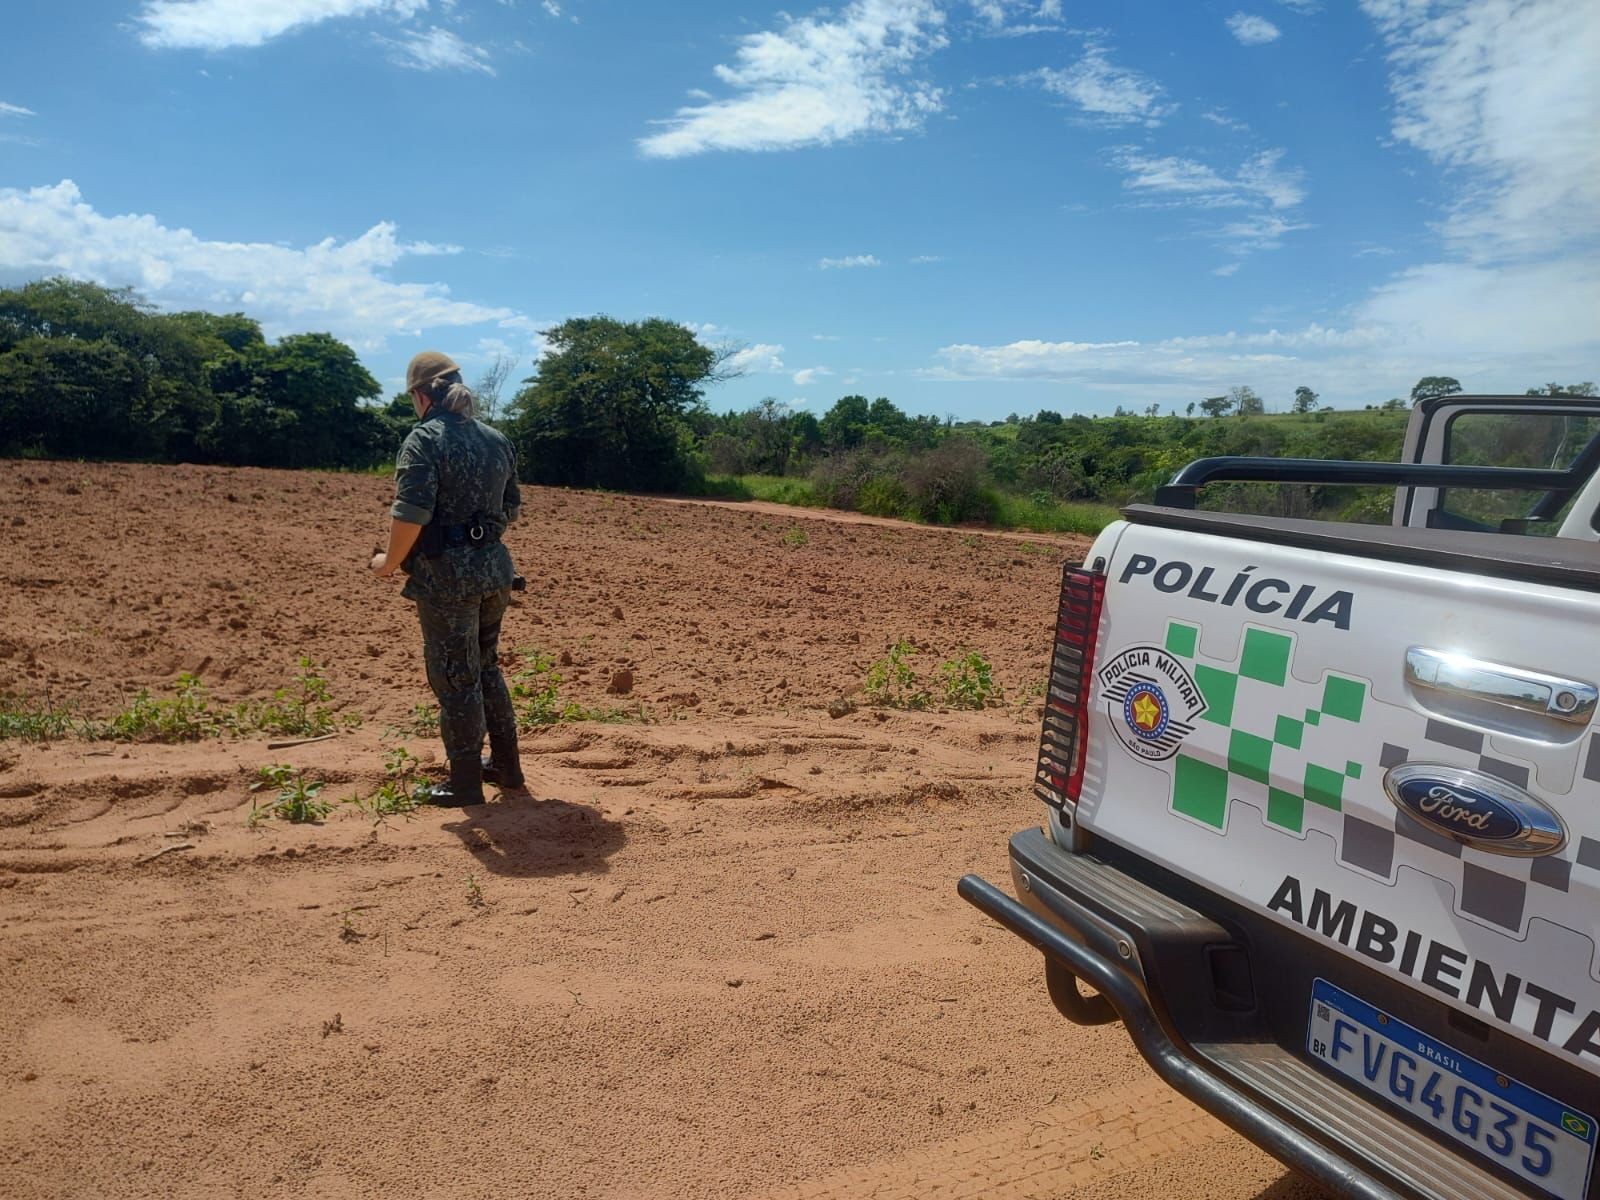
[1034,565,1106,812]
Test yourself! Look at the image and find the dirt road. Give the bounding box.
[0,462,1326,1199]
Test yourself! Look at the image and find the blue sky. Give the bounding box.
[1,0,1596,419]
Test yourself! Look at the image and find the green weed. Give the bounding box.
[780,526,809,548]
[0,694,84,741]
[350,746,433,822]
[249,764,331,827]
[511,649,647,728]
[231,657,345,737]
[939,652,1003,709]
[104,673,218,742]
[865,639,931,710]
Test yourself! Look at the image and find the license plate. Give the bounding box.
[1307,979,1596,1200]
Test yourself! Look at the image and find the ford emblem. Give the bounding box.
[1383,763,1566,857]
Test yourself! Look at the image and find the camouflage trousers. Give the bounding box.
[415,589,516,763]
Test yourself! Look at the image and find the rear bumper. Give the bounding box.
[961,827,1550,1200]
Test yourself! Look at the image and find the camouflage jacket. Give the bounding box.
[390,410,521,605]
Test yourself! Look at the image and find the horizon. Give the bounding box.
[2,0,1596,421]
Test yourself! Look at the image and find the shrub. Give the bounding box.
[230,657,342,737]
[856,475,911,519]
[902,438,991,523]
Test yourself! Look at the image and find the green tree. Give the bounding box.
[1232,386,1264,416]
[1199,394,1234,418]
[504,316,724,491]
[1526,382,1597,397]
[1292,386,1319,414]
[820,394,871,451]
[1411,376,1462,403]
[1381,397,1407,411]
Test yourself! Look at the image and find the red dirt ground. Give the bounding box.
[0,461,1329,1200]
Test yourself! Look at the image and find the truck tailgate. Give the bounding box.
[1082,519,1600,1075]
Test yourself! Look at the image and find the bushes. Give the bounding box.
[901,437,992,523]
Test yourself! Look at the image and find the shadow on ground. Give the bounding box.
[440,791,626,878]
[1253,1171,1335,1200]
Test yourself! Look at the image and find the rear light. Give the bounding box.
[1034,565,1106,813]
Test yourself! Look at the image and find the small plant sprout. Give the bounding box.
[938,651,1003,709]
[249,764,332,827]
[465,873,486,909]
[864,639,931,711]
[351,745,433,822]
[780,526,809,548]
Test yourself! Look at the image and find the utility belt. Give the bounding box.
[410,512,503,562]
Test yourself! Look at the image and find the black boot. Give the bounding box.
[481,725,524,790]
[428,756,485,807]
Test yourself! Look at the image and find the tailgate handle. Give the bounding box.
[1405,648,1597,725]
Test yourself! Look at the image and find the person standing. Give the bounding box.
[370,351,525,805]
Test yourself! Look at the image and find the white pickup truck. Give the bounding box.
[962,394,1600,1200]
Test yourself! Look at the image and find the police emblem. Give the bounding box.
[1098,644,1208,761]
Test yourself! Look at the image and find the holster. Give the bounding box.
[403,512,502,571]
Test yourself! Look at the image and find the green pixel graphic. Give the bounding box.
[1163,620,1368,833]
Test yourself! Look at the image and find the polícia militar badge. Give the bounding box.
[1098,644,1208,761]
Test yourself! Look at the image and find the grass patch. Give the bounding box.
[0,695,86,741]
[986,493,1120,538]
[0,658,352,745]
[700,474,823,508]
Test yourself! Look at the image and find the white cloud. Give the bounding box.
[1213,262,1240,277]
[819,253,881,269]
[0,102,36,118]
[1226,13,1282,44]
[1360,0,1600,260]
[0,180,537,353]
[1112,147,1308,257]
[135,0,425,50]
[1274,0,1320,12]
[812,333,842,341]
[1199,107,1248,132]
[724,343,786,373]
[910,254,944,263]
[1030,39,1173,126]
[792,366,834,386]
[637,0,947,158]
[541,0,561,15]
[376,26,495,74]
[926,255,1600,403]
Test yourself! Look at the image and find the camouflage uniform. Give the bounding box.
[391,409,522,767]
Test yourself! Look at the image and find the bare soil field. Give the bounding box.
[0,461,1328,1200]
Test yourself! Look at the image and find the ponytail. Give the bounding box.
[424,370,476,417]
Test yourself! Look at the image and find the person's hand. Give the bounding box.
[370,551,395,577]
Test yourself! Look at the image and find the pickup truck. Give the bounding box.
[961,394,1600,1200]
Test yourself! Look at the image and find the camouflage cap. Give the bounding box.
[405,350,460,393]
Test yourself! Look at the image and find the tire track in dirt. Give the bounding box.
[756,1080,1331,1200]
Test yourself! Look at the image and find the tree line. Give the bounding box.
[3,280,1592,528]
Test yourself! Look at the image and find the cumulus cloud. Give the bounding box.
[0,180,535,352]
[723,343,786,373]
[792,366,834,386]
[376,26,495,74]
[1028,38,1173,126]
[819,254,881,270]
[1360,0,1600,260]
[638,0,947,158]
[134,0,425,50]
[1226,13,1282,44]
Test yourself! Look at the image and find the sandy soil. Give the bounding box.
[0,461,1329,1200]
